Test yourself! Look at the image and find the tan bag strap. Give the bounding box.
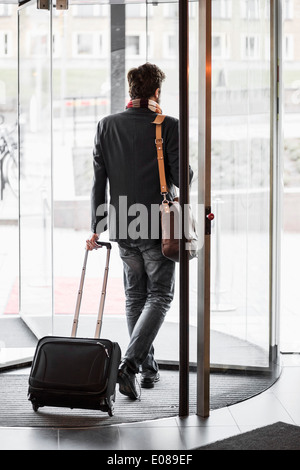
[152,115,168,196]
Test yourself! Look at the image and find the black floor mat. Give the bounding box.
[0,316,279,427]
[0,370,278,428]
[197,421,300,450]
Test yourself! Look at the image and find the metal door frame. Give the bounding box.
[195,0,282,417]
[196,0,212,419]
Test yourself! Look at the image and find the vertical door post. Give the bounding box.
[179,0,190,417]
[110,4,125,115]
[197,0,212,418]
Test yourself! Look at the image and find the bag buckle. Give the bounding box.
[161,192,168,203]
[155,138,163,150]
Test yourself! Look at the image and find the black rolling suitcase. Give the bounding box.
[28,241,121,417]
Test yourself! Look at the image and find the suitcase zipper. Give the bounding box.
[35,338,111,358]
[97,342,110,358]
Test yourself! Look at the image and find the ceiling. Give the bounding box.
[0,0,179,4]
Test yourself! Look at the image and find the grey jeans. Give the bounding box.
[118,241,175,374]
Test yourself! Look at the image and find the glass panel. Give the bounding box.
[211,0,271,368]
[0,0,280,393]
[10,0,277,376]
[281,0,300,352]
[0,4,25,368]
[189,0,199,366]
[18,2,52,338]
[49,1,182,354]
[50,3,112,339]
[146,1,179,358]
[147,2,179,117]
[48,1,185,365]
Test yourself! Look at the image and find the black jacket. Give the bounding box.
[91,107,193,243]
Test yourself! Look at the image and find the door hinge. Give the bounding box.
[55,0,68,10]
[37,0,50,10]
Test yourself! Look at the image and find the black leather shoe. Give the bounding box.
[117,363,141,400]
[141,370,160,389]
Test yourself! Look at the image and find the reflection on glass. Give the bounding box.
[211,0,271,367]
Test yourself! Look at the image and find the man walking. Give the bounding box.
[86,63,193,400]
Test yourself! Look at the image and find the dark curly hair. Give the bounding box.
[127,63,166,100]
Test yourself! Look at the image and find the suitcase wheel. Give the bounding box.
[107,394,115,416]
[32,402,39,412]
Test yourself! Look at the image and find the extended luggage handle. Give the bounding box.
[71,241,112,339]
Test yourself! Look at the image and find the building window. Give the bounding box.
[216,69,227,88]
[283,0,294,20]
[72,5,108,17]
[283,34,294,61]
[163,4,178,18]
[76,33,93,56]
[28,32,49,57]
[0,5,12,16]
[126,35,141,57]
[212,0,232,19]
[242,34,260,59]
[189,2,197,18]
[0,32,11,57]
[73,33,105,58]
[147,34,153,58]
[213,35,222,57]
[241,0,260,20]
[212,34,230,59]
[264,34,270,60]
[126,4,146,17]
[146,4,155,17]
[52,34,61,58]
[73,5,96,17]
[264,2,270,20]
[74,5,94,17]
[163,33,177,58]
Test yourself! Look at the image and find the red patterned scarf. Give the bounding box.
[126,98,162,114]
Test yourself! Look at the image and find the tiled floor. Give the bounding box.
[0,354,299,450]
